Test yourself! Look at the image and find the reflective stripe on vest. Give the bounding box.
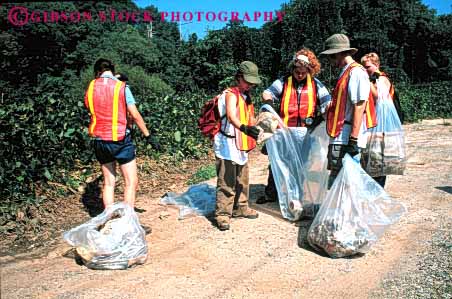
[112,81,123,141]
[85,78,127,141]
[280,74,317,127]
[87,80,96,136]
[228,87,256,152]
[326,62,377,138]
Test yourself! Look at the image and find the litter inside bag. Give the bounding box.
[262,105,330,221]
[160,183,216,219]
[255,111,280,144]
[63,202,148,270]
[363,80,406,177]
[307,154,406,258]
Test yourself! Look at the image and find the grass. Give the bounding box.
[187,164,216,185]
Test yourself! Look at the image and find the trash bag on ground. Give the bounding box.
[362,80,406,177]
[261,105,330,221]
[307,154,406,258]
[160,183,216,219]
[63,202,148,270]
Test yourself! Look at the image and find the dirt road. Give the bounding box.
[1,120,451,299]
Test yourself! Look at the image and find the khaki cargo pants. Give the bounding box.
[215,157,249,225]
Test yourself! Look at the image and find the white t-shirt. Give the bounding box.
[330,62,371,148]
[213,90,248,165]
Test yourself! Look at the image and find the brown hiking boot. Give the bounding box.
[216,217,230,231]
[217,222,230,231]
[232,206,259,219]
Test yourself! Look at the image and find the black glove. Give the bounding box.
[308,115,324,131]
[345,136,360,157]
[369,72,380,84]
[261,144,268,155]
[115,72,129,82]
[146,135,162,152]
[239,124,260,140]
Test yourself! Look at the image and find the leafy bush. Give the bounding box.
[136,91,211,160]
[397,81,452,122]
[0,71,92,227]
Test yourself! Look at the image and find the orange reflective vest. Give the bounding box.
[326,62,377,138]
[280,74,317,127]
[84,78,127,141]
[226,87,256,152]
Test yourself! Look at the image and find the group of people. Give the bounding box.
[84,33,401,232]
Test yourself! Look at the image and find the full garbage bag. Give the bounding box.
[63,202,148,270]
[160,183,216,219]
[307,154,406,258]
[261,105,329,221]
[362,79,406,177]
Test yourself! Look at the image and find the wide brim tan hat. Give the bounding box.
[320,33,358,55]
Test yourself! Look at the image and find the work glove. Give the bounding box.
[146,135,162,152]
[345,136,360,158]
[308,115,324,132]
[239,125,260,140]
[115,72,129,82]
[261,144,268,155]
[369,72,380,84]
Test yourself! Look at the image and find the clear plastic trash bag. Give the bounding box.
[63,202,148,270]
[307,154,406,258]
[362,80,406,176]
[160,183,216,219]
[301,122,330,218]
[261,105,330,221]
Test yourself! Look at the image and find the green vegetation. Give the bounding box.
[1,0,451,229]
[397,82,452,122]
[187,164,217,185]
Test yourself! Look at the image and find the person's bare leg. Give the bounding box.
[101,162,117,208]
[120,159,138,208]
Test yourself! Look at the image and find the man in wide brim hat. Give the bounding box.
[320,34,377,189]
[320,33,358,56]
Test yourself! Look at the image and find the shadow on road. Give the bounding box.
[81,177,104,217]
[62,248,84,266]
[435,186,452,194]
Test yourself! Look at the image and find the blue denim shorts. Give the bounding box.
[93,134,136,165]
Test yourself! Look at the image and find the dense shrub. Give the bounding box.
[397,81,452,122]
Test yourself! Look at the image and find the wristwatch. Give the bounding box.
[303,117,314,126]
